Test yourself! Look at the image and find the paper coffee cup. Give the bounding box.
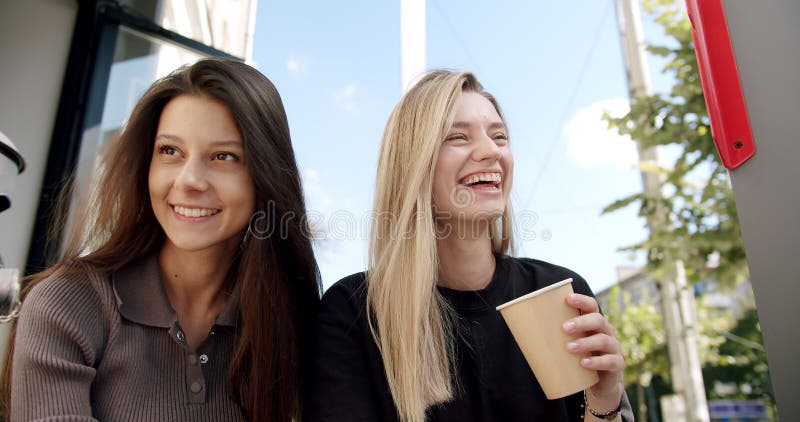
[496,278,599,399]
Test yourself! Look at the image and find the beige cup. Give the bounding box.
[496,278,599,399]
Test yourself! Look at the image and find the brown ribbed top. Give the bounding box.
[10,255,245,421]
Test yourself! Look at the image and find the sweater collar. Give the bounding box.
[111,254,238,328]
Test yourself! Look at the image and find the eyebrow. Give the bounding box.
[451,121,507,131]
[155,134,243,147]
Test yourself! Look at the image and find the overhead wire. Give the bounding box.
[429,0,484,77]
[428,1,619,220]
[520,0,616,212]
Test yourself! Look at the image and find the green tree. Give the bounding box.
[605,286,669,421]
[703,307,777,418]
[601,0,775,418]
[602,0,747,289]
[604,284,731,421]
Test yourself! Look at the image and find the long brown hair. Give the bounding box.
[1,58,320,421]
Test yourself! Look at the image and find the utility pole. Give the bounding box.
[614,1,710,421]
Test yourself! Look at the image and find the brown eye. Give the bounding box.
[158,145,180,156]
[213,152,239,161]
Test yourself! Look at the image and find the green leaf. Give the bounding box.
[602,194,640,214]
[601,0,770,414]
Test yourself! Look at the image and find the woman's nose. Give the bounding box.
[174,158,209,191]
[472,135,502,162]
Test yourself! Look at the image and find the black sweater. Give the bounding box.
[304,255,634,421]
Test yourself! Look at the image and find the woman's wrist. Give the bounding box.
[584,384,623,419]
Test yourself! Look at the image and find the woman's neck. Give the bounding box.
[436,223,496,291]
[157,242,234,323]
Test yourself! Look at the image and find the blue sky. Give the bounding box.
[252,0,675,293]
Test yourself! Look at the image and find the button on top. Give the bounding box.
[190,382,203,393]
[188,354,198,366]
[176,329,185,343]
[199,354,209,364]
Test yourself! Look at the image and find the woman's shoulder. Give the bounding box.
[23,264,115,316]
[502,255,594,296]
[16,263,119,365]
[321,271,367,303]
[318,271,369,321]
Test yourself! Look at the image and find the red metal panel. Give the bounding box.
[686,0,755,169]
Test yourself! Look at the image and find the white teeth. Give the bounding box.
[462,173,501,185]
[174,206,219,217]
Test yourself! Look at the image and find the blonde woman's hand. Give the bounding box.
[562,293,624,413]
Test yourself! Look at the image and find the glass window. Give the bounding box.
[66,26,203,248]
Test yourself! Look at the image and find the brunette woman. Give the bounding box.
[4,58,319,421]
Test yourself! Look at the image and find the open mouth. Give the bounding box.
[172,205,221,218]
[459,172,502,189]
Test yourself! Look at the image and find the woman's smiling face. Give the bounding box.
[148,94,255,255]
[432,91,513,224]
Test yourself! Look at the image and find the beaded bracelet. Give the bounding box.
[583,389,622,420]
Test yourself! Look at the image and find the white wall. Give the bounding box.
[0,0,77,367]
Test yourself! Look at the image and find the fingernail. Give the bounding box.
[563,321,576,332]
[582,358,592,367]
[567,342,579,352]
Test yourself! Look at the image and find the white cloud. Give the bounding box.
[331,82,360,114]
[300,168,364,269]
[564,98,638,169]
[302,168,333,210]
[286,54,311,78]
[287,57,300,73]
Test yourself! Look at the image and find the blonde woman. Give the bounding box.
[304,70,632,422]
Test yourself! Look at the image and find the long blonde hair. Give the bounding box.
[367,70,513,422]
